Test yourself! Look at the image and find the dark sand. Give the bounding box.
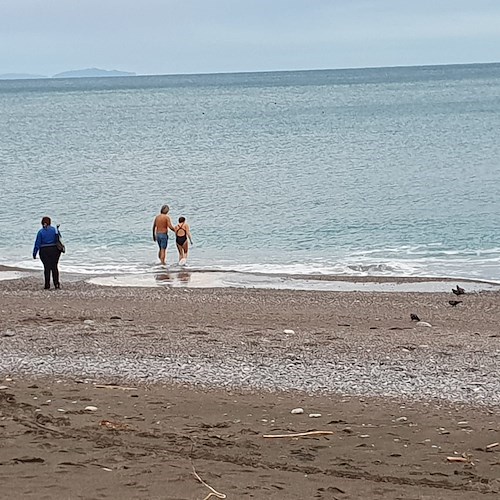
[1,379,499,499]
[1,272,500,499]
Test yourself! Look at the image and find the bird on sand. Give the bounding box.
[410,313,420,321]
[449,300,462,307]
[452,285,465,296]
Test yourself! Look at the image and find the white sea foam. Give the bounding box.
[2,247,500,284]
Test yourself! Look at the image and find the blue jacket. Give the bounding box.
[33,226,60,258]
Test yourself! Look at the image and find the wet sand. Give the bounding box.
[1,272,500,498]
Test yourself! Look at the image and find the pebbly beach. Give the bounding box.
[2,7,500,497]
[1,270,500,499]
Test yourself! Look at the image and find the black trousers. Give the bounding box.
[39,245,61,288]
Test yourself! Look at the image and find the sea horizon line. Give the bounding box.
[2,60,500,82]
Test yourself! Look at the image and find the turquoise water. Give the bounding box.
[1,64,499,280]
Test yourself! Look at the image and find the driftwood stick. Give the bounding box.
[15,417,68,437]
[94,384,137,391]
[263,430,334,438]
[191,463,227,499]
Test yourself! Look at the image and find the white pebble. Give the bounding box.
[283,329,295,334]
[85,405,98,411]
[308,413,322,418]
[416,321,432,328]
[291,408,304,414]
[0,385,8,390]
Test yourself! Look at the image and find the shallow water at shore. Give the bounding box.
[87,270,500,292]
[2,265,499,292]
[0,271,25,281]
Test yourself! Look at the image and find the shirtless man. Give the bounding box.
[152,204,175,265]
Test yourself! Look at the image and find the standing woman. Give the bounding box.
[33,216,62,289]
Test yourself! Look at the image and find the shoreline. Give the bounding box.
[1,264,499,293]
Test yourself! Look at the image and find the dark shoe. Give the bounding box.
[55,284,60,290]
[44,286,50,290]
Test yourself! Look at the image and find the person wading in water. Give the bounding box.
[174,216,193,265]
[152,204,175,265]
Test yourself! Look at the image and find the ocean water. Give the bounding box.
[1,63,499,281]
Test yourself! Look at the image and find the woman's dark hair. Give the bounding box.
[179,216,186,223]
[41,216,51,227]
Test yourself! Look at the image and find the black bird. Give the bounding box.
[449,300,462,307]
[410,313,420,321]
[452,285,465,296]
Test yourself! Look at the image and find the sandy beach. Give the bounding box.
[1,271,500,499]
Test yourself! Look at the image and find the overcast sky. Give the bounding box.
[1,0,499,76]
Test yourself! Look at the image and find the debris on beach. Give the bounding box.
[449,300,462,307]
[446,456,468,463]
[94,384,137,391]
[416,321,432,328]
[263,430,334,438]
[410,314,420,321]
[99,419,132,431]
[191,462,227,499]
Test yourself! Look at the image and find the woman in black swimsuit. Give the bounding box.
[174,216,193,264]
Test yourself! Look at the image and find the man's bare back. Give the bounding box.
[154,214,172,234]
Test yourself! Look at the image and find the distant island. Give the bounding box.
[52,68,136,78]
[0,68,135,81]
